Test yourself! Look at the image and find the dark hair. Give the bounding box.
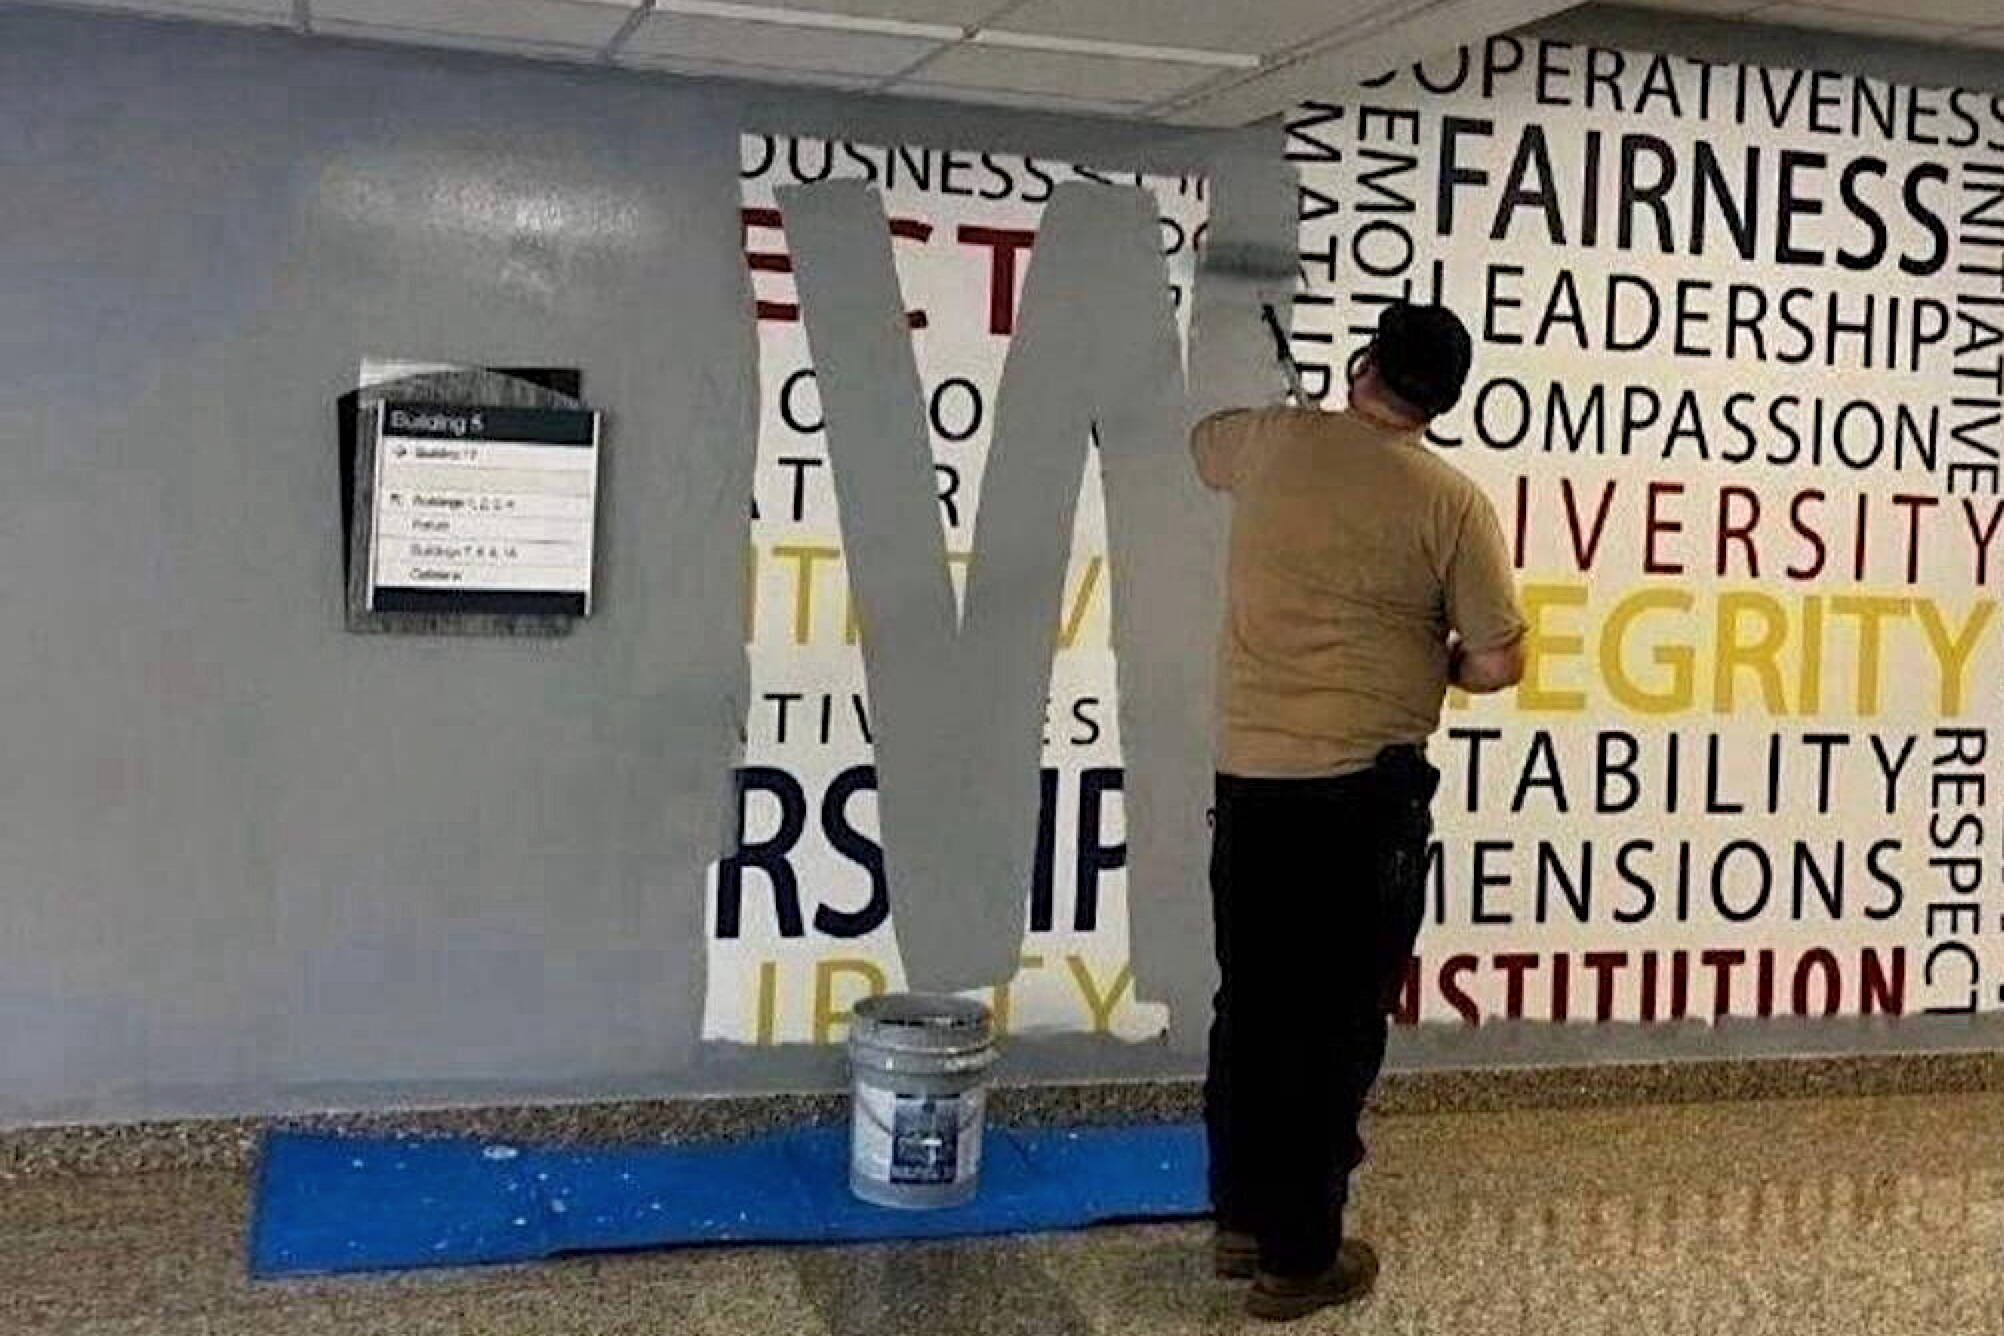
[1367,302,1473,417]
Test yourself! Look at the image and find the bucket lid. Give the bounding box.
[850,993,994,1054]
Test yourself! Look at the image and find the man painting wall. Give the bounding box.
[1194,302,1526,1322]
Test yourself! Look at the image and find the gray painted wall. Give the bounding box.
[0,2,1283,1124]
[5,1,2003,1127]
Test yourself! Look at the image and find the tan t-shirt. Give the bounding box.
[1195,405,1525,778]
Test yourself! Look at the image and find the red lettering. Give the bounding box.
[1860,947,1905,1015]
[1441,954,1482,1025]
[1394,956,1420,1025]
[1701,947,1745,1017]
[1492,951,1539,1019]
[1716,486,1760,579]
[1561,479,1616,571]
[742,207,935,327]
[742,206,798,323]
[1791,947,1842,1015]
[1582,951,1627,1021]
[1644,481,1685,575]
[1786,489,1828,580]
[957,224,1037,335]
[1512,474,1529,569]
[1852,492,1869,581]
[1890,493,1938,585]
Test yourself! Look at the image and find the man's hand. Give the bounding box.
[1449,634,1526,695]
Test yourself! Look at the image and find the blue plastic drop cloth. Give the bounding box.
[249,1122,1208,1277]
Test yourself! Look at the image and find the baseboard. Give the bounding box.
[6,1048,2000,1180]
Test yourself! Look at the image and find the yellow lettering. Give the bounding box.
[1517,583,1588,712]
[1798,595,1824,714]
[1599,587,1693,714]
[772,543,840,646]
[1712,592,1789,714]
[989,954,1045,1037]
[1915,599,1996,715]
[1829,596,1911,716]
[811,957,887,1046]
[1059,558,1103,651]
[754,959,777,1046]
[1065,955,1133,1033]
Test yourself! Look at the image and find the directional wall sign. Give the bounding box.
[366,402,601,618]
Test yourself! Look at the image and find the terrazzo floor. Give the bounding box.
[6,1091,2001,1335]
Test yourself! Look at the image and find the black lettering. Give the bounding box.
[1438,118,1496,236]
[715,767,807,939]
[1492,125,1566,243]
[1776,150,1827,266]
[1073,768,1125,931]
[1619,134,1677,253]
[1837,157,1890,271]
[815,766,889,937]
[1901,164,1951,277]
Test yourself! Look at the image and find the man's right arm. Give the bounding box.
[1444,487,1527,695]
[1191,408,1263,492]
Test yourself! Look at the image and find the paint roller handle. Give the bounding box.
[1261,303,1313,406]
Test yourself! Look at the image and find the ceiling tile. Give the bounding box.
[907,42,1221,102]
[707,0,1002,22]
[624,11,943,74]
[990,0,1371,58]
[46,0,291,23]
[1161,0,1574,125]
[1748,3,1967,38]
[1617,0,1763,12]
[1807,0,2001,25]
[313,0,631,50]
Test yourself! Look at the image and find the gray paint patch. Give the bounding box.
[1129,145,1298,1047]
[780,179,1188,995]
[0,5,756,1116]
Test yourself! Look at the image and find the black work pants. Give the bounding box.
[1204,747,1437,1278]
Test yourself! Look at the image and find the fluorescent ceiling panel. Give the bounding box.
[993,0,1374,58]
[1623,0,1763,12]
[707,0,1004,22]
[624,9,946,74]
[894,80,1146,115]
[910,42,1222,102]
[617,51,882,86]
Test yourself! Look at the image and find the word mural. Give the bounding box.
[706,136,1204,1044]
[1289,37,2004,1022]
[707,40,2004,1044]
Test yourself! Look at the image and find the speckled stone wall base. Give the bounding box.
[7,1050,2001,1181]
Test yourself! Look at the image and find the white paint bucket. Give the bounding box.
[847,993,998,1209]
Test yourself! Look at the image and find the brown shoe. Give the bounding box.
[1213,1229,1258,1279]
[1246,1239,1379,1322]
